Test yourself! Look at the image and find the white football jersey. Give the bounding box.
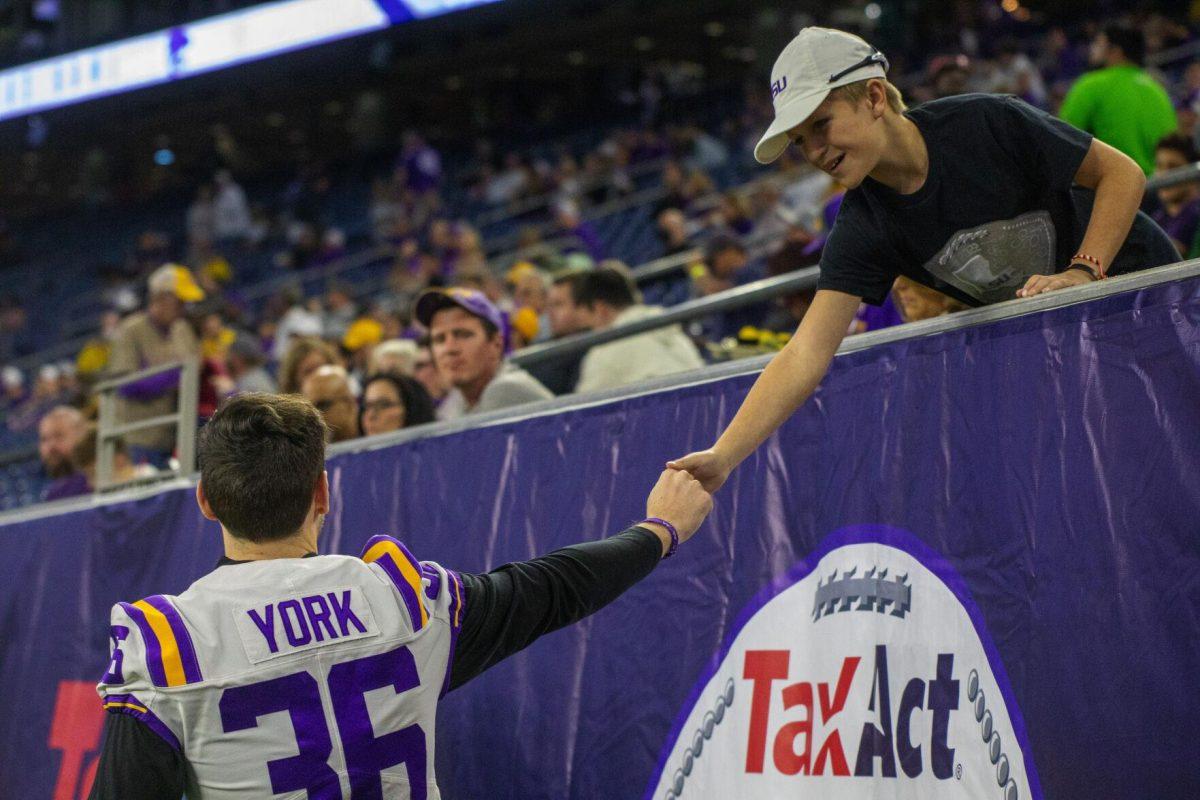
[96,535,464,799]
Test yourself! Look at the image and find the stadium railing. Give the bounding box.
[510,267,817,370]
[1148,161,1200,192]
[92,359,200,491]
[5,256,1195,524]
[346,255,1199,450]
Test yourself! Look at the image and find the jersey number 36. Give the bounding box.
[219,646,427,799]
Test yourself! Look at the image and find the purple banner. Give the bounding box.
[2,275,1198,799]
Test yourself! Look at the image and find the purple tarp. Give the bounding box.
[3,274,1198,799]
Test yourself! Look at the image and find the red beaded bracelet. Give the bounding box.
[1069,252,1106,279]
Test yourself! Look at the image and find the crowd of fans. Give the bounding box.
[4,9,1200,509]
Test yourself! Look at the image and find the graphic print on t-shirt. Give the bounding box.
[923,210,1055,304]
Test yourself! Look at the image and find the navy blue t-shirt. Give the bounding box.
[817,94,1177,306]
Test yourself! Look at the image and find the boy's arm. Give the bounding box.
[667,289,860,492]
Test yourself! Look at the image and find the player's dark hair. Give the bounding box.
[1103,24,1145,67]
[575,265,639,310]
[1157,132,1199,165]
[198,393,328,542]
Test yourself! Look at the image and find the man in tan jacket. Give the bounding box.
[107,265,203,465]
[573,263,704,394]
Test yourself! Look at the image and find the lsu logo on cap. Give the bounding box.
[770,76,788,99]
[649,525,1042,800]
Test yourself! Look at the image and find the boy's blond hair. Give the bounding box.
[832,78,906,113]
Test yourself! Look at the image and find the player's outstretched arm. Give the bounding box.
[668,289,860,492]
[447,470,712,690]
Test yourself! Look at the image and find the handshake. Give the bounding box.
[641,466,716,557]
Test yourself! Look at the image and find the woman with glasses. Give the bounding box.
[359,371,436,437]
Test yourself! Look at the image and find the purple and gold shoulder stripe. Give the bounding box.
[118,596,203,688]
[362,535,430,631]
[422,560,464,631]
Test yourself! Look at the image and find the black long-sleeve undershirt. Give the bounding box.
[89,526,663,799]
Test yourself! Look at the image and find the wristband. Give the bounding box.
[1069,253,1105,279]
[641,517,679,559]
[1065,263,1100,282]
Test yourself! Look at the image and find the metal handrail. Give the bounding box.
[4,257,1196,526]
[1146,162,1200,192]
[94,359,200,492]
[1148,39,1200,68]
[630,249,704,283]
[509,267,818,369]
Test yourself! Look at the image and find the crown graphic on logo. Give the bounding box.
[813,565,912,622]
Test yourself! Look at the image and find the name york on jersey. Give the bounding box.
[236,586,379,662]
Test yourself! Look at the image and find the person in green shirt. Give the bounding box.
[1059,24,1177,175]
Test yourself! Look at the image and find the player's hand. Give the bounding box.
[1016,269,1093,298]
[645,468,713,544]
[666,448,733,493]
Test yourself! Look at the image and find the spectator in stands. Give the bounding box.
[891,276,968,323]
[38,406,86,496]
[272,288,325,361]
[212,170,251,243]
[553,199,605,262]
[509,263,552,344]
[8,364,65,433]
[652,161,688,218]
[226,335,276,394]
[670,26,1178,495]
[713,191,756,237]
[343,316,385,383]
[1151,134,1200,258]
[657,208,693,258]
[323,283,358,342]
[416,288,552,420]
[186,185,216,249]
[400,131,443,196]
[359,372,436,437]
[50,425,153,500]
[369,339,420,377]
[928,55,971,100]
[0,366,24,413]
[199,312,235,360]
[696,233,770,340]
[301,365,360,443]
[1060,24,1177,175]
[76,310,122,379]
[644,209,698,307]
[412,334,447,406]
[0,294,34,362]
[987,39,1048,109]
[523,271,589,395]
[573,264,703,394]
[278,336,339,395]
[107,265,203,465]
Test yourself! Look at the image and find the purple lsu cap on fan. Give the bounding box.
[754,27,890,165]
[415,287,510,349]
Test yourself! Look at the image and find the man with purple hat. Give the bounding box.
[415,287,551,420]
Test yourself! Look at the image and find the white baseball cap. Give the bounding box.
[754,27,890,165]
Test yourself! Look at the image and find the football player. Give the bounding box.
[90,392,712,798]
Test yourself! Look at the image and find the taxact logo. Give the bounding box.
[650,527,1041,800]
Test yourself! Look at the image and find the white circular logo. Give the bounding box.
[649,526,1042,800]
